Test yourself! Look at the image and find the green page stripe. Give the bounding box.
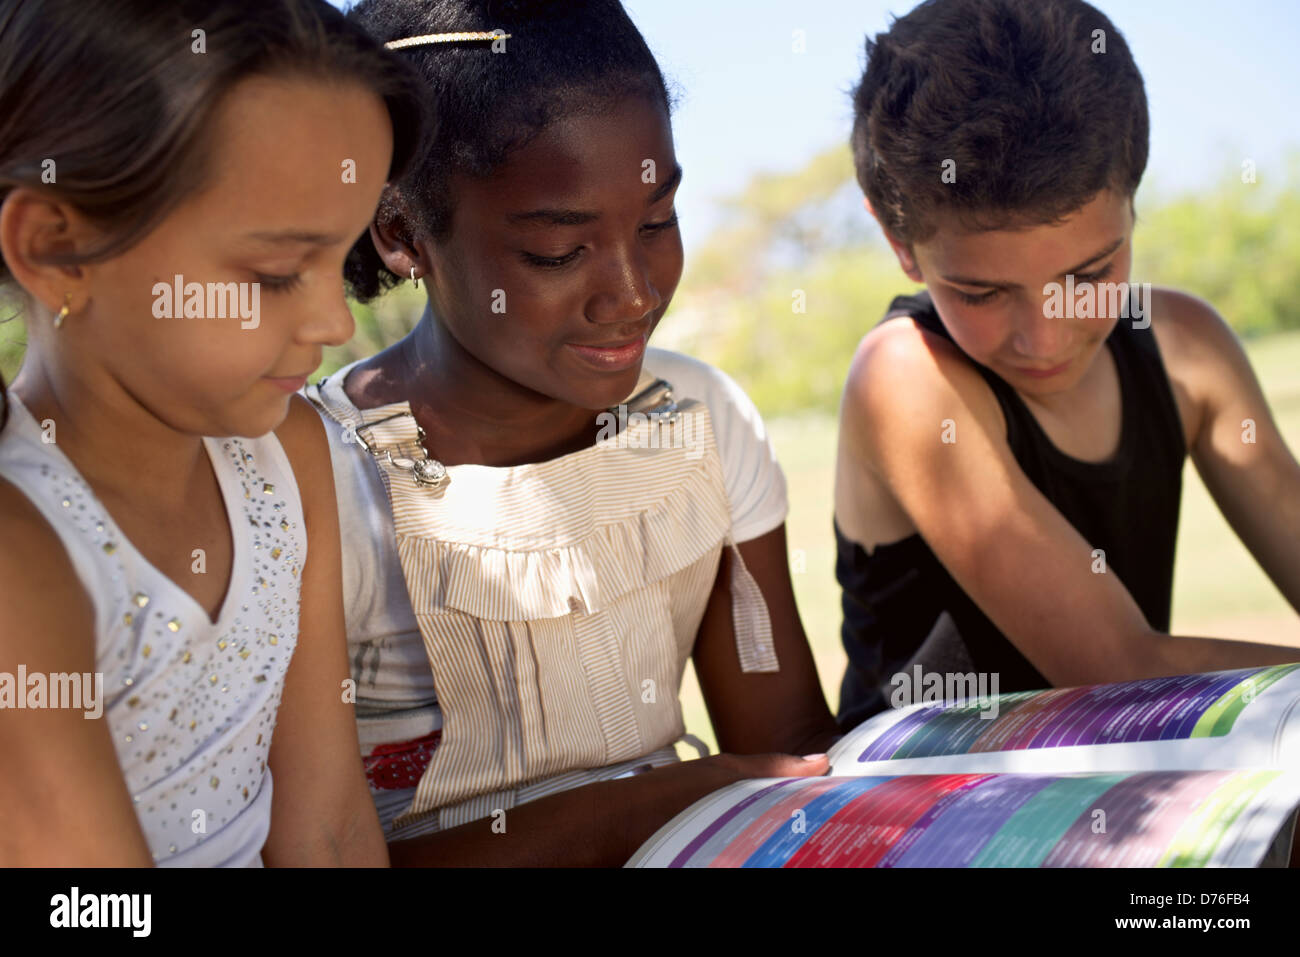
[1191,664,1300,738]
[1158,770,1281,867]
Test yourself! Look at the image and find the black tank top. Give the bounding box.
[835,290,1186,729]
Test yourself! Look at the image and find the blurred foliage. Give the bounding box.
[3,151,1297,415]
[1131,155,1300,338]
[313,283,426,383]
[0,289,25,393]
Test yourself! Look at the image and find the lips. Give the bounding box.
[565,331,649,372]
[265,373,310,393]
[1014,359,1071,378]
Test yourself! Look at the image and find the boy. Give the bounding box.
[836,0,1300,729]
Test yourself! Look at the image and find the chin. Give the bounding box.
[1006,362,1085,395]
[219,396,294,439]
[1011,376,1071,397]
[570,365,647,411]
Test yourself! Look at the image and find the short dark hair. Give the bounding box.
[0,0,427,433]
[343,0,673,303]
[849,0,1149,244]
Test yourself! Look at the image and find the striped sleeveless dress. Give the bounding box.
[307,356,781,834]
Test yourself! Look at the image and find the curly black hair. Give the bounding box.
[343,0,673,302]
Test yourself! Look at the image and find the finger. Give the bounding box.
[745,752,831,778]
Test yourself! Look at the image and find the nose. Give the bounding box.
[1011,298,1069,361]
[296,277,356,349]
[585,244,662,326]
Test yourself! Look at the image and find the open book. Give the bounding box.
[628,664,1300,867]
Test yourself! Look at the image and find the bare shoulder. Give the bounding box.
[841,316,1004,461]
[1148,286,1252,447]
[0,475,87,594]
[0,475,95,657]
[1148,286,1240,365]
[0,476,155,864]
[273,393,332,473]
[271,394,340,535]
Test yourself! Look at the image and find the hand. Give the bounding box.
[595,751,832,866]
[693,751,833,787]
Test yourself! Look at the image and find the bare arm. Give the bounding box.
[385,751,829,867]
[692,525,841,756]
[0,480,154,866]
[1165,290,1300,615]
[261,396,387,866]
[844,318,1297,689]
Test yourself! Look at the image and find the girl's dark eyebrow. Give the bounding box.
[942,236,1125,289]
[647,163,683,205]
[506,163,684,227]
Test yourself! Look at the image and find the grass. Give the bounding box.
[675,329,1300,758]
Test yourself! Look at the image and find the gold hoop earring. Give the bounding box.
[53,294,71,330]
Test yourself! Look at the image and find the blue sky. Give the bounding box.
[337,0,1300,252]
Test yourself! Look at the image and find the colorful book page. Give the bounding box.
[663,770,1290,868]
[856,665,1300,764]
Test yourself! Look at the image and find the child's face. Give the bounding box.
[76,74,392,437]
[900,189,1136,397]
[422,94,684,411]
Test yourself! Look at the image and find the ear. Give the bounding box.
[0,188,92,316]
[368,190,429,282]
[862,197,924,283]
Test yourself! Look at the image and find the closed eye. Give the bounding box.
[520,248,582,269]
[643,212,679,233]
[520,213,680,270]
[1074,262,1114,283]
[953,260,1117,307]
[255,272,303,294]
[952,285,1000,307]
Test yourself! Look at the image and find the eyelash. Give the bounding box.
[952,262,1115,307]
[520,213,680,270]
[952,287,999,307]
[255,272,303,294]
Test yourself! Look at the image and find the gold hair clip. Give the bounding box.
[385,30,511,50]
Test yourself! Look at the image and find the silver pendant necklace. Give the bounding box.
[348,335,449,489]
[351,411,448,489]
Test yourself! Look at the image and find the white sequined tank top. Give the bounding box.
[0,394,305,866]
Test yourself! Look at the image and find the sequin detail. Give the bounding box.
[0,408,306,866]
